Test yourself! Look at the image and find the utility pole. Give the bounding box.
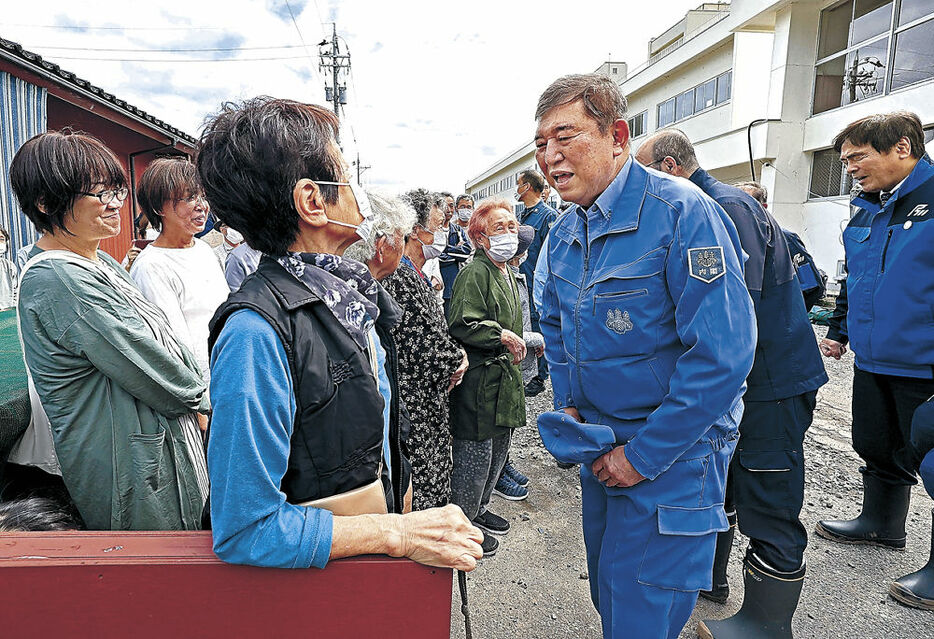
[318,23,350,143]
[354,152,371,184]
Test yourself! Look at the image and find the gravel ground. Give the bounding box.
[450,326,934,638]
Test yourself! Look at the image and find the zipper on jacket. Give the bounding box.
[880,228,893,273]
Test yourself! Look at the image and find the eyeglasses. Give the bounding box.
[176,193,208,207]
[79,187,129,205]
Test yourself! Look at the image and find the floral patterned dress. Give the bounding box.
[382,261,463,510]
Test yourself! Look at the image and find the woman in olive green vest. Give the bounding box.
[448,198,526,557]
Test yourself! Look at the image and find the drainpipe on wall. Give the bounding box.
[746,118,781,182]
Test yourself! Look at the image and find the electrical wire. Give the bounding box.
[283,0,319,86]
[1,22,224,31]
[39,54,310,62]
[23,44,306,52]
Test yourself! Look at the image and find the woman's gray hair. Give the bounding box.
[344,189,417,262]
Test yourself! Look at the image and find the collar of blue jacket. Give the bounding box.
[852,153,934,214]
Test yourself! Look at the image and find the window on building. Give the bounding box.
[612,67,618,75]
[628,111,647,138]
[655,71,732,129]
[676,88,695,121]
[695,78,716,112]
[810,148,853,198]
[892,17,934,91]
[814,0,934,114]
[658,98,676,128]
[716,70,732,104]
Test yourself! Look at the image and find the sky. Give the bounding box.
[2,0,706,194]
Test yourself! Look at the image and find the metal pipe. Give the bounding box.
[746,118,781,182]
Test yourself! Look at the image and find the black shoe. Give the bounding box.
[556,461,577,470]
[474,510,510,536]
[481,532,499,557]
[814,473,910,549]
[699,510,736,604]
[524,377,545,397]
[697,554,805,639]
[889,507,934,611]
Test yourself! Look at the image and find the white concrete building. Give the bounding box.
[465,0,934,282]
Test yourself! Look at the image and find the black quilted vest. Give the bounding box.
[208,256,385,503]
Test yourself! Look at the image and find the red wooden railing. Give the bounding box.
[0,531,452,638]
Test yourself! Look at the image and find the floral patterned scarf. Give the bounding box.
[277,252,380,350]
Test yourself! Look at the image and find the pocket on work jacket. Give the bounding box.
[637,503,727,591]
[584,254,666,361]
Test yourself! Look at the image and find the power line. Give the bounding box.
[40,54,310,62]
[282,0,319,86]
[1,22,225,31]
[23,44,306,53]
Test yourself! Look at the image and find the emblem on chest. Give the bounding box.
[606,308,633,335]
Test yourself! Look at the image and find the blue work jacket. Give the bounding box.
[540,159,757,480]
[689,169,827,401]
[519,199,558,290]
[438,224,471,300]
[828,154,934,378]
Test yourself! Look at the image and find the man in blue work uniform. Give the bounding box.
[817,112,934,559]
[437,192,471,318]
[534,74,757,639]
[515,169,558,397]
[637,130,828,638]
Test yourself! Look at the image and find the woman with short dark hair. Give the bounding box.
[130,157,228,386]
[8,130,209,530]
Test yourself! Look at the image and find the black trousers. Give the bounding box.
[852,366,934,486]
[725,391,816,572]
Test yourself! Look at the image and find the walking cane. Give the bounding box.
[457,569,472,639]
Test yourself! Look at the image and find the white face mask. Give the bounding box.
[456,207,474,222]
[484,232,519,263]
[225,229,244,245]
[418,226,447,260]
[0,241,6,255]
[515,184,530,202]
[315,179,375,242]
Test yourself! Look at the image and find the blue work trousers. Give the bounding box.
[580,440,733,639]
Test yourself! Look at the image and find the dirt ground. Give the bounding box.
[449,326,934,638]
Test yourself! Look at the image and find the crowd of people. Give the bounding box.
[0,73,933,639]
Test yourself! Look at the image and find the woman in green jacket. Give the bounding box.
[448,198,526,556]
[7,130,209,531]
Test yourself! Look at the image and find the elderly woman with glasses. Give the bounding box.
[447,197,526,556]
[198,97,482,571]
[129,157,229,388]
[7,130,210,530]
[347,190,468,512]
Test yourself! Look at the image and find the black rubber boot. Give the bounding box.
[699,510,737,604]
[889,508,934,610]
[814,472,910,549]
[697,554,805,639]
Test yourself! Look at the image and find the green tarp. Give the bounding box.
[0,307,29,464]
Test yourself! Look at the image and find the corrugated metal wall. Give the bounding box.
[0,71,46,260]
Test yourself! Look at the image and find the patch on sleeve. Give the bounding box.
[688,246,725,283]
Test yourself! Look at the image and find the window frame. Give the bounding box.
[812,0,934,115]
[654,69,732,129]
[628,110,648,139]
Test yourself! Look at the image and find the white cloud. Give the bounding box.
[3,0,705,193]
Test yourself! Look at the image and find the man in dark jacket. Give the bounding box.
[516,169,558,396]
[637,129,828,639]
[818,112,934,563]
[736,181,827,309]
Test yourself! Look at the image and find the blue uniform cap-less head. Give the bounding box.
[537,411,616,465]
